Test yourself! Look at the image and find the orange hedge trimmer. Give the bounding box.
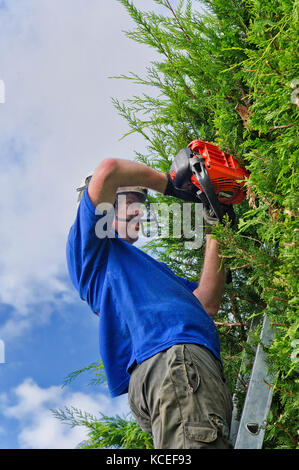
[167,140,250,222]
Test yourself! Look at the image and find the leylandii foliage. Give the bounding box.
[55,0,298,449]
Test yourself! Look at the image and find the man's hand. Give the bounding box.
[163,173,199,202]
[203,204,236,234]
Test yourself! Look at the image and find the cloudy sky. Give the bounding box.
[0,0,180,449]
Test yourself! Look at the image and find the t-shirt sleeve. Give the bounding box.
[158,261,198,292]
[175,276,198,292]
[66,188,114,300]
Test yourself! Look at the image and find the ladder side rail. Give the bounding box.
[229,315,260,446]
[234,315,275,449]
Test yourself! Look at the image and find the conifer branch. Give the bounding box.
[165,0,191,41]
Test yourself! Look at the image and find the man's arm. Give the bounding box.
[88,158,168,207]
[193,234,225,317]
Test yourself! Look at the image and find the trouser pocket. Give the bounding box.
[185,421,217,444]
[184,414,231,449]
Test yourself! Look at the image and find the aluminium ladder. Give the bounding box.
[229,315,275,449]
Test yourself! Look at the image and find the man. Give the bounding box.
[66,157,233,449]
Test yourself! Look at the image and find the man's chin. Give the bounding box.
[125,227,139,244]
[125,234,138,245]
[129,231,139,243]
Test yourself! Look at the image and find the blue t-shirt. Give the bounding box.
[66,188,221,397]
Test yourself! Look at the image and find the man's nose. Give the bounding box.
[128,205,144,217]
[136,207,144,216]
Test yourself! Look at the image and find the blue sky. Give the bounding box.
[0,0,181,449]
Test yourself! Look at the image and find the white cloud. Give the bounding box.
[1,377,131,449]
[0,0,160,339]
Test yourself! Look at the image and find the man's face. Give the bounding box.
[113,192,144,244]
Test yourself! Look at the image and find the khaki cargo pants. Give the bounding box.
[128,344,233,449]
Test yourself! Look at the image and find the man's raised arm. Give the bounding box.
[88,158,168,207]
